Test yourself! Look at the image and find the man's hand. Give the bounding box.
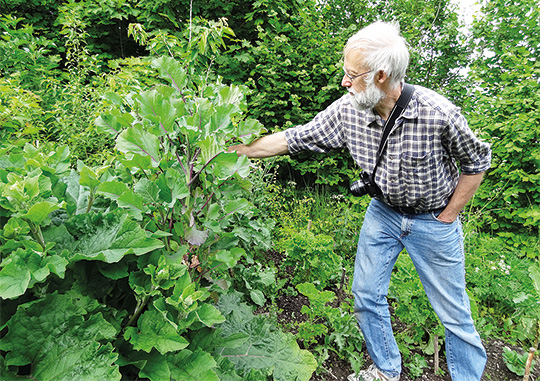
[227,144,246,155]
[437,172,485,223]
[228,131,289,158]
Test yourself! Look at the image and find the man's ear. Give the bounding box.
[375,70,388,84]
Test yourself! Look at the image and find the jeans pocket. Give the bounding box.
[431,211,454,225]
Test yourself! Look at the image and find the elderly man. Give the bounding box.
[230,21,490,381]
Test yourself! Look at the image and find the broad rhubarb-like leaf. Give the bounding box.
[168,348,219,381]
[56,212,163,263]
[124,309,189,355]
[217,293,317,381]
[0,293,121,380]
[0,248,68,299]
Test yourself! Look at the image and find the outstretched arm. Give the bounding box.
[437,172,485,223]
[228,131,289,158]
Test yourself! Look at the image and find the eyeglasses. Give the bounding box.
[343,67,373,81]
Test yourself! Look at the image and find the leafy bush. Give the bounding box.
[502,346,536,376]
[266,182,367,261]
[464,230,540,351]
[277,229,341,289]
[0,54,316,380]
[468,0,540,235]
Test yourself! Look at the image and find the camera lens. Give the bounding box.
[350,179,368,197]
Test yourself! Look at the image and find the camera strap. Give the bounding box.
[373,83,415,173]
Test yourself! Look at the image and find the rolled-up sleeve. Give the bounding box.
[285,98,345,154]
[444,112,492,175]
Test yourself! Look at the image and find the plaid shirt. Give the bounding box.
[285,85,492,211]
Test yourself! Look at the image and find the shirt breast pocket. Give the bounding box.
[400,151,436,183]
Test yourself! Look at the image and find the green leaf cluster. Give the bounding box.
[295,282,364,374]
[0,52,314,380]
[502,346,536,376]
[277,229,342,289]
[467,0,540,237]
[1,293,121,380]
[214,292,317,381]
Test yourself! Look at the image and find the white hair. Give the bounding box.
[344,21,410,89]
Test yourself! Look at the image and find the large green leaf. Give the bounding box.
[168,349,219,381]
[96,180,129,199]
[79,166,101,190]
[95,110,134,135]
[0,256,30,299]
[134,178,161,204]
[124,309,189,355]
[217,293,317,381]
[136,88,178,136]
[211,153,251,180]
[119,153,154,171]
[190,303,226,328]
[156,169,190,208]
[152,56,188,92]
[0,293,121,380]
[62,170,90,215]
[116,124,161,166]
[0,248,68,299]
[235,119,267,145]
[222,199,252,220]
[210,105,233,135]
[22,200,64,225]
[97,181,147,219]
[57,212,163,263]
[136,351,171,381]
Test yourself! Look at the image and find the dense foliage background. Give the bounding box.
[1,0,539,379]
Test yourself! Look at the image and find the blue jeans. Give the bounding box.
[352,199,486,380]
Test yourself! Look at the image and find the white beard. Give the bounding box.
[350,81,386,111]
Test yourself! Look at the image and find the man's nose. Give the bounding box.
[341,74,351,87]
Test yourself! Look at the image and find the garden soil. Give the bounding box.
[275,291,538,380]
[263,251,538,381]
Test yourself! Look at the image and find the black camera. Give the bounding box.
[350,172,382,197]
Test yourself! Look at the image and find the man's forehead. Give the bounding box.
[344,49,365,71]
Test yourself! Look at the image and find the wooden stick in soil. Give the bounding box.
[434,334,439,375]
[523,347,536,381]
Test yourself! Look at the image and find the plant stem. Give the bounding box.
[28,221,46,251]
[124,287,156,328]
[188,152,221,187]
[337,268,346,305]
[86,189,95,213]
